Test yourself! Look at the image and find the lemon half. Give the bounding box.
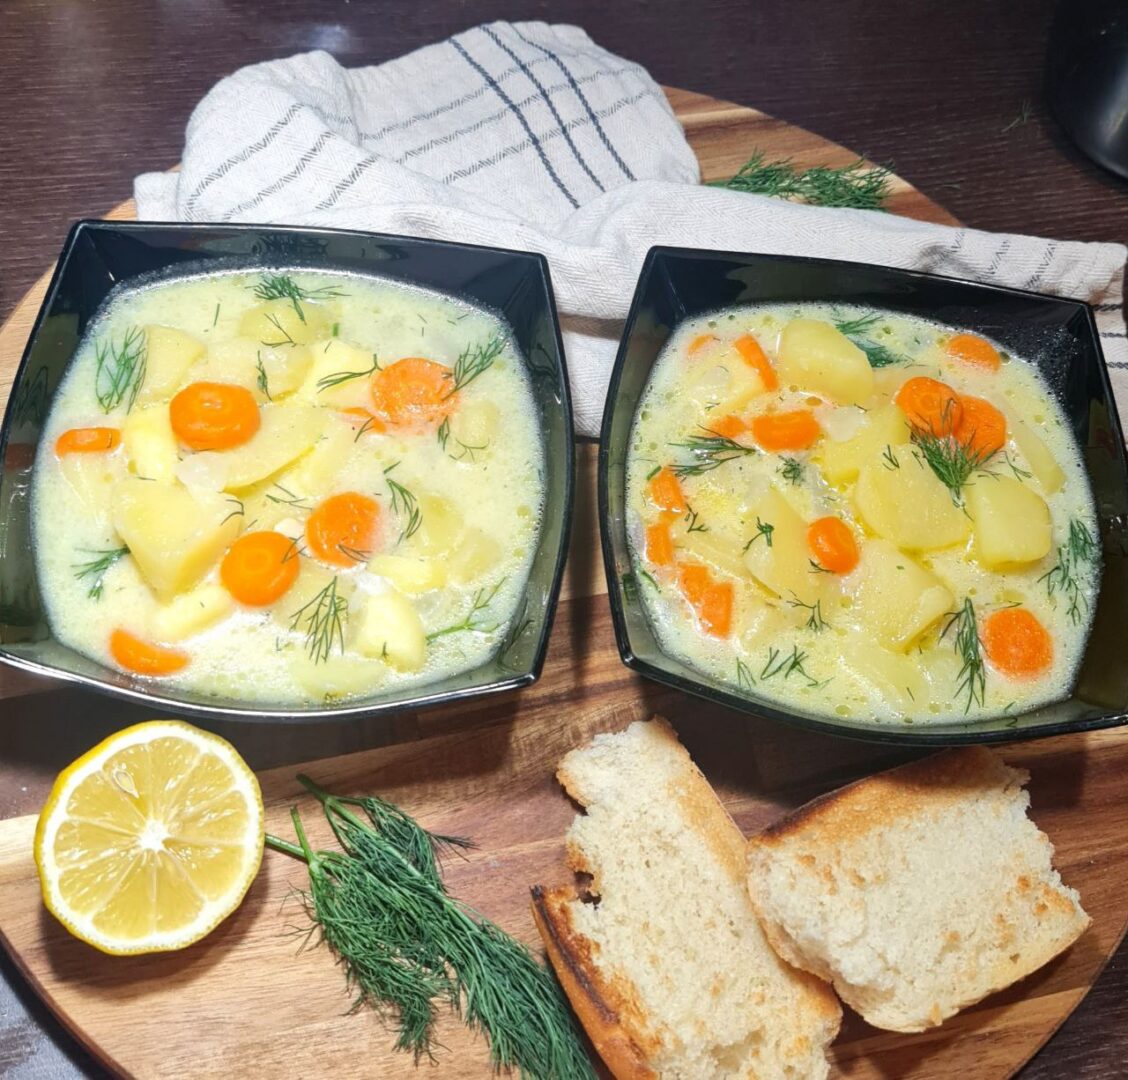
[34,720,265,955]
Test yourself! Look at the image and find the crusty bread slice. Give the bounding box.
[531,717,841,1080]
[746,746,1090,1033]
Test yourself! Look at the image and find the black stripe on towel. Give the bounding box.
[1095,302,1123,312]
[451,37,579,209]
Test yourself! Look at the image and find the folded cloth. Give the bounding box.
[135,21,1127,437]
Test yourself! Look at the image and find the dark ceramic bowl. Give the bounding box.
[0,221,573,721]
[599,247,1128,745]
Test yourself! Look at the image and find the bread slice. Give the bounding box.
[531,717,841,1080]
[746,746,1090,1033]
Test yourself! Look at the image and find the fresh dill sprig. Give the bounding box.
[1039,517,1099,624]
[941,597,986,713]
[72,546,129,599]
[683,504,708,533]
[94,327,147,413]
[317,354,381,392]
[832,312,881,336]
[384,463,422,543]
[266,483,312,511]
[669,428,757,477]
[913,433,995,501]
[710,151,891,210]
[251,273,346,323]
[222,497,245,526]
[778,457,804,485]
[809,558,832,574]
[882,444,901,470]
[427,579,506,642]
[255,352,272,400]
[264,779,594,1076]
[262,313,297,348]
[833,313,908,367]
[290,577,348,663]
[437,416,488,462]
[760,644,820,686]
[443,333,506,398]
[735,658,756,692]
[743,517,774,551]
[788,594,828,631]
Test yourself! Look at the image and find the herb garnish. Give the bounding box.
[669,429,757,477]
[266,483,312,511]
[427,579,505,642]
[743,517,774,551]
[437,416,488,463]
[913,433,995,502]
[882,444,901,470]
[443,333,506,398]
[1039,518,1099,624]
[941,597,986,712]
[261,313,297,348]
[263,778,594,1075]
[833,312,908,367]
[778,457,804,485]
[94,327,147,413]
[251,273,346,323]
[317,354,381,392]
[384,463,422,543]
[683,504,708,533]
[736,658,756,691]
[255,352,272,400]
[761,644,820,686]
[290,577,348,663]
[72,546,129,599]
[710,151,891,210]
[788,594,828,631]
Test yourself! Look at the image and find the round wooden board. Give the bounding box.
[0,88,1122,1080]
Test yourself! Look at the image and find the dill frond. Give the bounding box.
[261,313,297,348]
[683,504,708,533]
[443,333,506,398]
[437,416,488,462]
[735,658,756,692]
[427,579,506,642]
[317,354,381,392]
[255,352,272,400]
[94,327,147,413]
[913,434,995,501]
[265,483,312,510]
[72,546,129,599]
[833,312,908,367]
[710,151,891,210]
[941,597,986,713]
[669,429,757,477]
[760,644,820,686]
[290,577,348,663]
[383,463,422,543]
[743,517,774,551]
[251,273,346,322]
[1039,517,1099,624]
[787,594,828,632]
[778,457,804,484]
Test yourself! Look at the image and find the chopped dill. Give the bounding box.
[743,517,774,551]
[222,497,245,525]
[913,431,995,501]
[427,579,506,642]
[1039,517,1099,624]
[212,303,221,327]
[251,273,346,323]
[834,312,908,367]
[882,444,901,470]
[710,151,892,210]
[788,594,828,631]
[808,558,832,574]
[443,333,506,398]
[669,429,757,477]
[735,658,756,691]
[384,463,422,543]
[255,352,272,400]
[94,327,147,413]
[941,597,986,713]
[760,644,820,686]
[833,312,881,336]
[436,416,488,463]
[683,504,709,533]
[645,464,662,481]
[317,354,381,391]
[778,457,804,484]
[266,483,312,511]
[261,313,297,348]
[72,546,129,599]
[639,569,661,592]
[290,577,348,663]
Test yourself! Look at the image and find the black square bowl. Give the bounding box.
[0,221,573,722]
[599,247,1128,745]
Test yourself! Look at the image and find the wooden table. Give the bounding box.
[0,1,1125,1077]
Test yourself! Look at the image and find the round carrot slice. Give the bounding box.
[221,531,301,606]
[982,608,1052,678]
[109,629,189,676]
[894,376,963,437]
[954,395,1007,459]
[706,414,747,440]
[807,517,860,574]
[55,427,121,456]
[170,382,260,451]
[687,333,718,356]
[338,407,387,434]
[369,357,456,429]
[648,466,687,515]
[305,492,381,567]
[751,409,821,452]
[734,334,778,391]
[947,332,1001,372]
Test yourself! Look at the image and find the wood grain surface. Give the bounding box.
[0,1,1125,1077]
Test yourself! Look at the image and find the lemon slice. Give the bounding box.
[34,720,264,955]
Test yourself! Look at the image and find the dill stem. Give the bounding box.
[265,832,306,861]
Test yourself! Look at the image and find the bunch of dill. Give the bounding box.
[710,150,891,210]
[267,777,594,1079]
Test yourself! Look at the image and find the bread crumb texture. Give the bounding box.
[746,746,1090,1033]
[540,717,840,1079]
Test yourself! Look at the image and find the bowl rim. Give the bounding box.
[0,218,575,723]
[598,244,1127,745]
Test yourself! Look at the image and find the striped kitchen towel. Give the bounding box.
[135,21,1127,437]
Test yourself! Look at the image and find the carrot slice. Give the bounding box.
[807,517,860,574]
[734,334,778,391]
[369,357,456,430]
[221,531,301,606]
[109,629,189,676]
[707,414,747,440]
[982,608,1052,677]
[338,407,387,434]
[953,395,1007,459]
[751,409,821,452]
[170,382,260,451]
[947,332,1001,372]
[648,466,687,514]
[676,561,732,636]
[645,521,675,567]
[677,561,712,607]
[688,333,718,356]
[305,492,381,567]
[894,376,963,437]
[55,427,121,456]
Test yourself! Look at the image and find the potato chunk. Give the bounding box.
[354,589,426,671]
[447,528,502,585]
[854,449,969,550]
[149,583,233,641]
[410,495,465,558]
[776,319,875,405]
[966,476,1051,568]
[1009,417,1064,494]
[182,337,261,396]
[742,488,822,605]
[840,633,926,713]
[850,539,954,651]
[257,344,313,400]
[818,404,910,485]
[239,298,331,346]
[218,404,325,490]
[299,339,376,408]
[368,554,447,595]
[122,405,178,482]
[112,477,242,601]
[447,399,499,456]
[139,326,205,405]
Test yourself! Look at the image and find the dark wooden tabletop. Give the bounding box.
[1,0,1126,1076]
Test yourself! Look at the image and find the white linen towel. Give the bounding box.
[135,21,1127,437]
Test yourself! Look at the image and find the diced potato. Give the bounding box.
[736,593,789,652]
[112,477,242,601]
[447,399,499,456]
[675,527,748,579]
[410,495,465,557]
[284,423,356,495]
[850,538,954,651]
[59,452,124,516]
[966,476,1052,568]
[122,405,178,483]
[353,589,426,671]
[368,553,447,594]
[149,583,233,641]
[840,633,926,713]
[290,652,385,699]
[219,404,325,490]
[239,298,331,347]
[684,357,765,412]
[271,561,346,628]
[139,326,205,405]
[1009,418,1064,494]
[818,404,910,485]
[741,488,823,605]
[183,337,261,395]
[257,344,313,400]
[854,450,969,550]
[298,339,376,408]
[776,319,875,405]
[447,528,502,585]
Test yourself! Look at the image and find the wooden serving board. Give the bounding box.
[0,88,1122,1080]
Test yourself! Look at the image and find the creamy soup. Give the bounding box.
[626,304,1099,726]
[33,269,544,705]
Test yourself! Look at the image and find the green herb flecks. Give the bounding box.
[941,597,986,713]
[251,273,346,323]
[437,416,488,463]
[317,354,381,392]
[264,779,594,1076]
[743,517,774,551]
[384,463,422,543]
[94,327,147,413]
[710,151,891,211]
[760,644,820,687]
[255,352,272,400]
[683,504,708,533]
[426,579,505,643]
[882,444,901,470]
[1039,518,1099,624]
[913,432,996,502]
[778,457,804,485]
[290,577,348,663]
[261,313,297,348]
[266,483,312,511]
[736,658,756,692]
[669,429,757,477]
[833,313,908,368]
[443,333,506,399]
[72,546,129,600]
[788,594,828,632]
[833,313,881,337]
